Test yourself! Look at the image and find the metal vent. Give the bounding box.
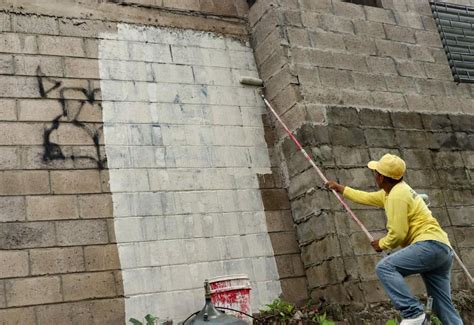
[431,1,474,83]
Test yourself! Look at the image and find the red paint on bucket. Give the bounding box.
[208,275,251,322]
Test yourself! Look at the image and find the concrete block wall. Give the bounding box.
[249,0,474,308]
[0,0,308,323]
[99,24,283,320]
[0,9,125,325]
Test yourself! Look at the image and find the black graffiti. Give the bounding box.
[37,66,106,169]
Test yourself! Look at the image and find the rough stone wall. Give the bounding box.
[249,0,474,307]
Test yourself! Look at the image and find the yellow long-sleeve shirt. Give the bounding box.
[343,182,451,250]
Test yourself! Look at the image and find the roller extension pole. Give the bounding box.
[261,94,474,285]
[260,95,374,242]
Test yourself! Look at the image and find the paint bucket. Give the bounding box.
[208,274,252,322]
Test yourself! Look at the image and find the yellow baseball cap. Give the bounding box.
[367,154,406,180]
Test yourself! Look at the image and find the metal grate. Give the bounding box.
[431,1,474,83]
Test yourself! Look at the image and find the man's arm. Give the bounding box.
[326,181,385,207]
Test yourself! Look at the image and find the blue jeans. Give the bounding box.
[375,240,463,324]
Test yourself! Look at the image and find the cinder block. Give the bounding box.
[365,6,396,24]
[376,39,409,59]
[294,209,335,242]
[450,114,474,132]
[301,234,341,263]
[0,221,55,249]
[359,108,391,127]
[306,13,354,34]
[384,24,416,43]
[56,220,109,246]
[84,244,120,271]
[0,196,26,222]
[357,255,379,281]
[264,210,294,233]
[0,12,11,32]
[385,75,416,93]
[397,130,438,149]
[329,126,366,147]
[306,258,346,288]
[366,56,397,76]
[0,99,16,121]
[200,0,238,16]
[294,65,319,88]
[333,147,370,167]
[0,146,20,170]
[352,72,387,91]
[299,0,332,11]
[397,61,426,78]
[280,277,309,302]
[404,94,435,112]
[269,84,301,115]
[360,280,387,303]
[38,35,85,57]
[62,271,117,301]
[452,227,474,248]
[26,195,78,221]
[0,307,35,325]
[286,27,309,47]
[437,168,470,188]
[0,54,13,75]
[401,149,434,169]
[5,276,62,307]
[354,20,386,39]
[12,14,59,35]
[30,247,84,275]
[415,30,442,48]
[333,1,365,19]
[319,67,353,89]
[12,56,64,77]
[391,111,423,129]
[423,62,453,80]
[432,151,464,169]
[326,106,359,126]
[0,250,29,278]
[310,30,345,51]
[50,170,101,194]
[268,231,300,255]
[408,45,435,62]
[35,298,125,325]
[336,167,374,189]
[283,9,303,27]
[405,169,440,188]
[58,18,117,38]
[344,34,377,55]
[0,33,37,54]
[64,58,99,79]
[0,170,50,195]
[78,194,113,219]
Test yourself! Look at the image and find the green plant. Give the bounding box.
[129,314,158,325]
[313,312,335,325]
[386,320,398,325]
[430,314,442,325]
[260,298,296,322]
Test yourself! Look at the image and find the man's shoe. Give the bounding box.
[400,313,426,325]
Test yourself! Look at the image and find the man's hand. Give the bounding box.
[325,180,345,194]
[371,239,383,253]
